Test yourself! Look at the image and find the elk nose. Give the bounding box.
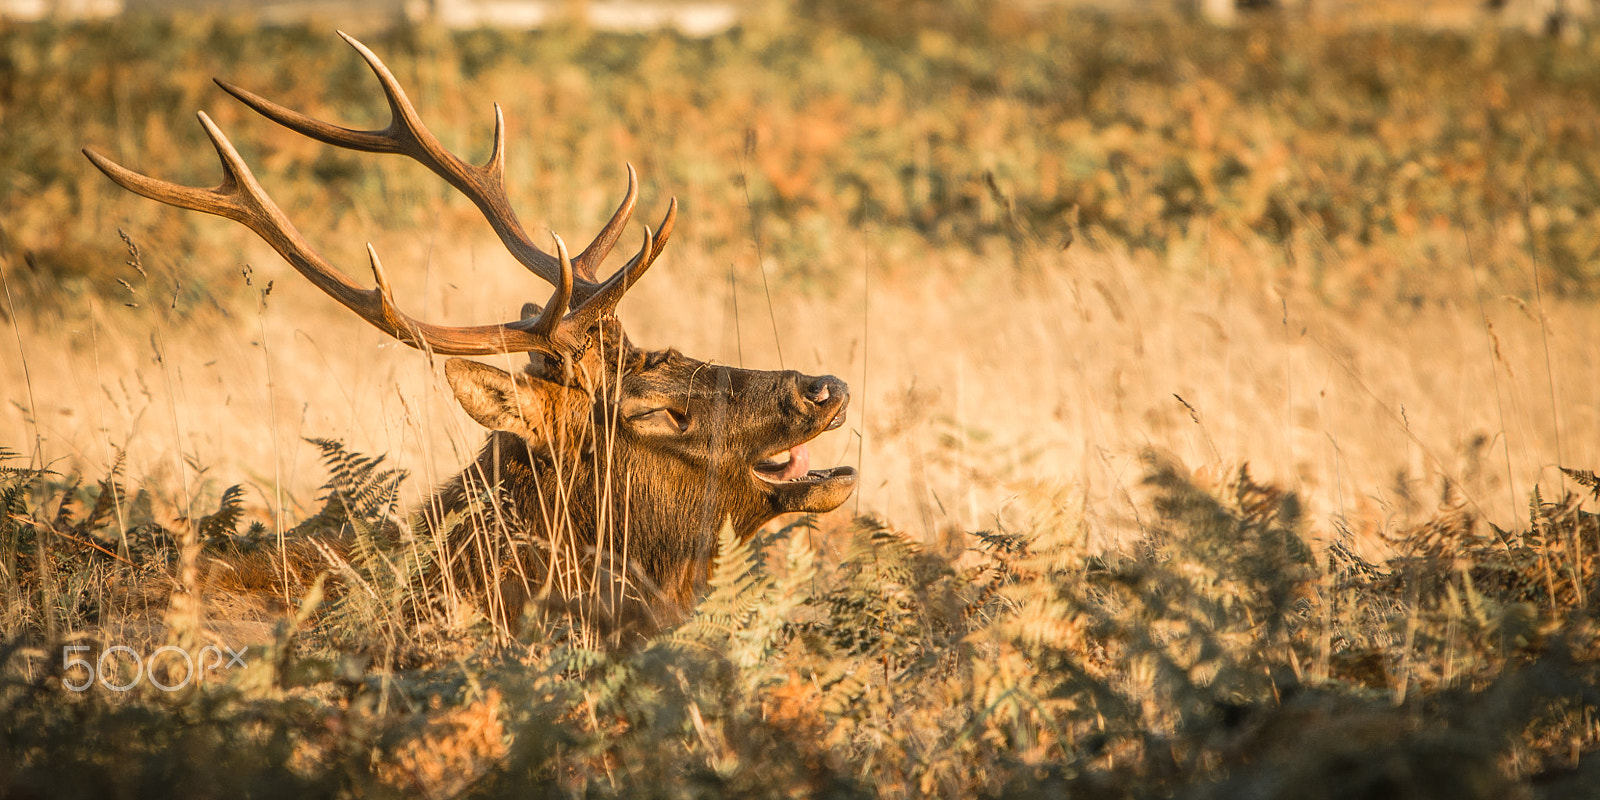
[802,375,846,406]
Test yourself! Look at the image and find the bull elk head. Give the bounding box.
[83,32,857,642]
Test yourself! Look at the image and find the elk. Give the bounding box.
[83,32,857,642]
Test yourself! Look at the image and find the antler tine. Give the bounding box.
[90,34,678,362]
[570,163,639,283]
[214,33,559,279]
[215,31,656,306]
[557,195,674,336]
[531,233,575,339]
[560,227,653,336]
[84,112,563,357]
[627,197,678,289]
[605,197,677,295]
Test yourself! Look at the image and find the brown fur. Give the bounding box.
[81,33,856,646]
[427,320,856,643]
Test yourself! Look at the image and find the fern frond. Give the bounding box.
[680,518,770,642]
[198,484,247,545]
[1560,467,1600,501]
[77,450,127,537]
[293,438,408,539]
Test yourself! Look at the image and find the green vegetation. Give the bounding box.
[5,4,1600,798]
[7,6,1600,302]
[4,443,1598,797]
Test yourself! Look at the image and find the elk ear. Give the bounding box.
[445,357,559,441]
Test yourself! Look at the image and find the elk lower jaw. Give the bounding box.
[752,444,858,513]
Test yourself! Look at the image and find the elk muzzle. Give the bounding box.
[750,372,857,514]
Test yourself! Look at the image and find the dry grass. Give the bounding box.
[8,198,1597,553]
[3,5,1600,797]
[4,10,1598,546]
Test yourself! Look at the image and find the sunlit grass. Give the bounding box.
[3,4,1599,797]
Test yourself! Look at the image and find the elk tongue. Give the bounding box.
[778,443,811,481]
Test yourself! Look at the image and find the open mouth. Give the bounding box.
[752,407,853,485]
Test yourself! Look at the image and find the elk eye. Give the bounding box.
[665,408,690,433]
[630,406,690,434]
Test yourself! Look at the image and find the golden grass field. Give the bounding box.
[7,15,1597,545]
[3,5,1600,797]
[10,215,1599,550]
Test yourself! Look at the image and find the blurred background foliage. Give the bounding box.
[6,2,1600,797]
[6,1,1600,308]
[3,442,1598,798]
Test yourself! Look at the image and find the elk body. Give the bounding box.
[84,33,857,641]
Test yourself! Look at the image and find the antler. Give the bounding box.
[217,31,674,302]
[81,32,677,358]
